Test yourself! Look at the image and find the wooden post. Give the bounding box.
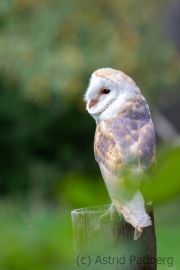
[71,204,156,270]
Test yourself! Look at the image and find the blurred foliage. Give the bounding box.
[142,147,180,205]
[0,76,97,196]
[55,172,109,208]
[0,200,73,270]
[0,0,179,199]
[152,147,180,204]
[0,198,179,269]
[0,1,180,268]
[0,0,180,105]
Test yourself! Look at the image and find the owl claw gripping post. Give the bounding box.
[84,68,156,240]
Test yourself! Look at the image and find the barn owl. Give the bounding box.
[84,68,156,240]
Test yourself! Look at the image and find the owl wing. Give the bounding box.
[94,116,156,186]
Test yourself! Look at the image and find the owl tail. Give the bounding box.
[111,190,152,240]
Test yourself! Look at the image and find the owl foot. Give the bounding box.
[99,204,121,223]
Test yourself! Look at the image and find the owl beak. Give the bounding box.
[88,99,99,109]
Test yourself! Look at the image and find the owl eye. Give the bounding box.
[103,89,110,94]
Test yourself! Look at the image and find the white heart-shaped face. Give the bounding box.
[85,75,119,115]
[84,68,140,121]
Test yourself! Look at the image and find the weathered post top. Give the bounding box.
[71,204,156,270]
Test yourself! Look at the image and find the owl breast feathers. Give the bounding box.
[84,68,156,239]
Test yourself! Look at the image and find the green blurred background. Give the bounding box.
[0,0,180,269]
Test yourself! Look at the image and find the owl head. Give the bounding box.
[84,68,141,121]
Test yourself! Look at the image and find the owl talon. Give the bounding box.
[99,209,111,222]
[99,205,120,223]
